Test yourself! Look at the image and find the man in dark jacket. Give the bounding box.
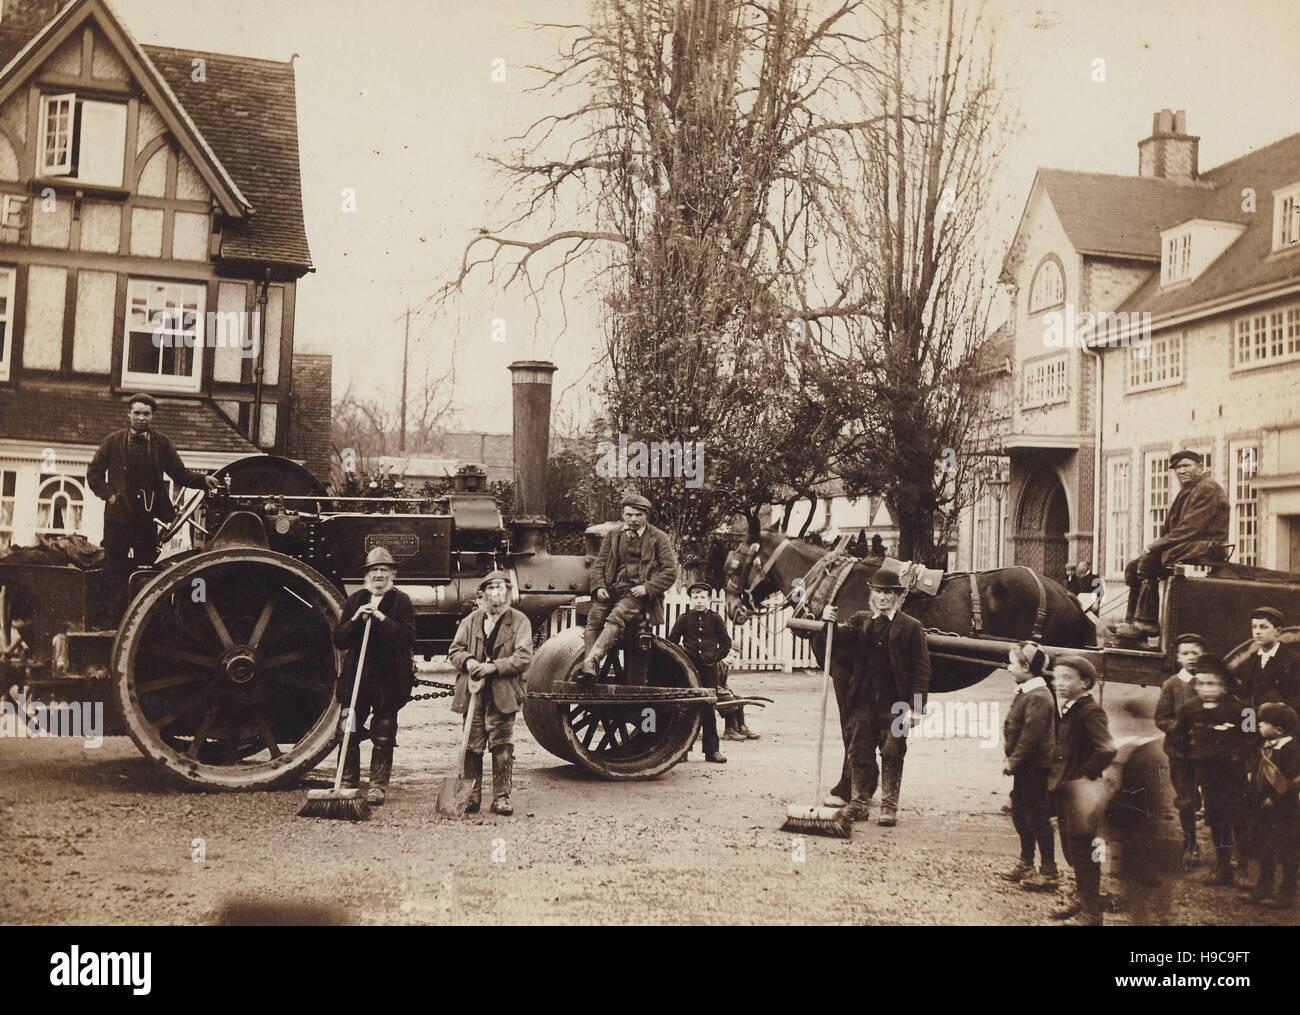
[668,581,732,763]
[448,571,533,815]
[1115,450,1228,642]
[87,393,219,616]
[1048,655,1117,926]
[580,492,679,680]
[1234,606,1300,718]
[333,547,416,806]
[818,559,931,826]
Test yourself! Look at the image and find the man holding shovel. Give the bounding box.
[449,572,533,815]
[332,547,417,806]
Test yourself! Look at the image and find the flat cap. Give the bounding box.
[127,392,157,410]
[686,580,712,595]
[1260,702,1299,733]
[1174,632,1208,648]
[621,491,652,512]
[1052,654,1099,688]
[1168,450,1203,467]
[479,570,510,590]
[1252,606,1285,627]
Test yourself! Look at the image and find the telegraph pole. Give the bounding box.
[399,306,410,453]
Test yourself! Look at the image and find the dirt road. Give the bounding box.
[2,665,1294,925]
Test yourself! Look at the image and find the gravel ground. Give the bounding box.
[2,664,1296,926]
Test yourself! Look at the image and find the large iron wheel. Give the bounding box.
[111,548,345,791]
[523,627,702,780]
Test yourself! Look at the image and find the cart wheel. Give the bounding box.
[112,548,345,791]
[523,628,702,780]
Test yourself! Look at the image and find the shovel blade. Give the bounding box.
[436,776,476,817]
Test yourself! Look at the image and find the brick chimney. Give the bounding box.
[286,353,334,489]
[0,0,63,33]
[1138,109,1199,181]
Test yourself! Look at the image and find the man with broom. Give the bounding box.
[817,560,931,826]
[332,547,417,806]
[448,571,533,815]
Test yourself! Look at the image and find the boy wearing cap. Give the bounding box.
[1115,450,1228,643]
[668,581,732,763]
[1236,607,1300,718]
[1154,633,1207,866]
[449,572,533,815]
[1177,661,1251,886]
[1239,702,1300,908]
[818,559,931,826]
[580,492,679,681]
[333,547,417,805]
[1047,655,1116,926]
[1000,642,1058,889]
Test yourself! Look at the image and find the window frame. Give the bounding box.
[1229,441,1260,567]
[1125,330,1183,393]
[1143,452,1172,550]
[0,468,16,551]
[1233,300,1300,371]
[38,92,127,187]
[121,278,207,394]
[1275,182,1300,253]
[0,265,15,382]
[1023,353,1068,408]
[1106,457,1131,578]
[1028,257,1065,314]
[34,472,85,537]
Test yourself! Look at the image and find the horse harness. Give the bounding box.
[963,566,1048,642]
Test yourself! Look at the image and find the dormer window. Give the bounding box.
[1275,182,1300,253]
[1163,230,1192,284]
[1028,256,1064,313]
[39,93,126,187]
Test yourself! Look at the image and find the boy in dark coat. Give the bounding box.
[1154,633,1207,866]
[1235,607,1300,718]
[333,547,417,805]
[668,581,732,763]
[1048,656,1117,926]
[1000,642,1058,889]
[1177,661,1251,886]
[448,571,533,815]
[1239,702,1300,908]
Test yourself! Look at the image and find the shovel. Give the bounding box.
[436,685,479,817]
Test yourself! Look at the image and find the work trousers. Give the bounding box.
[466,689,516,753]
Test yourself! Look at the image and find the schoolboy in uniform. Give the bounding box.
[1154,633,1207,866]
[999,642,1058,890]
[668,581,732,763]
[1239,702,1300,909]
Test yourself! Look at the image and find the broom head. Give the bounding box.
[781,804,852,839]
[298,786,371,821]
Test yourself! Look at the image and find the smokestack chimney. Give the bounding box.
[508,359,557,553]
[1138,108,1199,181]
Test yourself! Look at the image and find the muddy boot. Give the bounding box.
[341,741,361,790]
[999,858,1035,883]
[463,750,483,813]
[839,763,874,822]
[878,757,903,826]
[1114,581,1160,641]
[1182,833,1202,868]
[490,744,514,815]
[579,623,621,681]
[366,744,393,805]
[1021,863,1061,891]
[1203,847,1234,886]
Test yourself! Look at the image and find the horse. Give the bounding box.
[724,528,1097,693]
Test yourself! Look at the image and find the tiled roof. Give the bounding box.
[1116,133,1300,317]
[1038,169,1211,259]
[146,47,312,271]
[0,385,259,454]
[0,18,311,271]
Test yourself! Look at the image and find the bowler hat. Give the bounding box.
[364,547,396,572]
[1052,654,1099,688]
[1168,450,1203,467]
[621,491,652,512]
[868,559,906,591]
[1260,702,1299,733]
[686,580,712,595]
[1252,606,1285,627]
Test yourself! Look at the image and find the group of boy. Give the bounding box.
[997,604,1300,925]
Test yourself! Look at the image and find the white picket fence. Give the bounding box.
[541,589,817,672]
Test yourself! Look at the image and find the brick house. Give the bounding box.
[986,109,1300,603]
[0,0,314,548]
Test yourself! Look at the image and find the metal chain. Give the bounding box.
[409,677,455,701]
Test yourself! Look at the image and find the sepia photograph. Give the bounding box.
[0,0,1298,985]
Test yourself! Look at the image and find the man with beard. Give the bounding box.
[333,547,416,806]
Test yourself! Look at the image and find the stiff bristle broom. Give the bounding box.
[300,613,373,820]
[781,617,851,839]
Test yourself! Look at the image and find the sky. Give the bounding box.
[107,0,1300,433]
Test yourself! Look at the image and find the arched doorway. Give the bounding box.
[1015,470,1070,582]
